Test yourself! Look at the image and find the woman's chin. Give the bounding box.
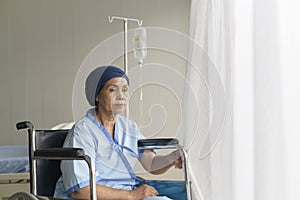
[112,107,126,115]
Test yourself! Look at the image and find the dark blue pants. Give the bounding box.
[139,180,188,200]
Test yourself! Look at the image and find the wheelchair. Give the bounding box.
[9,121,192,200]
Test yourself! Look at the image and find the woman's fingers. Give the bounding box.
[130,184,159,199]
[174,158,183,169]
[171,150,183,169]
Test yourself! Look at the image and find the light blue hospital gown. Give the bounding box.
[54,109,171,200]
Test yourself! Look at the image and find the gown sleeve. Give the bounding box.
[60,120,98,195]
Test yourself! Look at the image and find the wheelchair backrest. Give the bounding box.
[34,129,70,197]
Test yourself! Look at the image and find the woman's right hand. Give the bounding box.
[128,184,159,200]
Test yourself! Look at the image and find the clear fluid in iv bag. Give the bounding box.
[133,27,147,61]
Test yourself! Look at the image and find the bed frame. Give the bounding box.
[0,145,30,199]
[0,173,30,199]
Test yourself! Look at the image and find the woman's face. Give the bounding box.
[96,77,129,115]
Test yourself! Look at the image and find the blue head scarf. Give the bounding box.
[85,66,129,106]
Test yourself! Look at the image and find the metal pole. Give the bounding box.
[124,19,128,75]
[123,19,129,117]
[29,128,37,195]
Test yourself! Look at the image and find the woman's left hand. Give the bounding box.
[171,150,183,169]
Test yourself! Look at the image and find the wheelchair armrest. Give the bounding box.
[34,148,96,199]
[34,148,85,158]
[138,138,179,147]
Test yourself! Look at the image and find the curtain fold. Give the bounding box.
[182,0,234,199]
[253,0,286,199]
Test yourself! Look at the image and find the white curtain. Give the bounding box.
[185,0,300,200]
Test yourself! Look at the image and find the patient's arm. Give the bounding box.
[70,183,158,200]
[140,150,182,175]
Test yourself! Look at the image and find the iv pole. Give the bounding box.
[107,16,143,117]
[107,16,143,75]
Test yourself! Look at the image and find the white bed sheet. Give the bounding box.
[0,145,29,173]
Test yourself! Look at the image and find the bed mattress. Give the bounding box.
[0,145,29,173]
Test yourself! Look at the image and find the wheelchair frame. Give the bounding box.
[13,121,192,200]
[138,139,192,200]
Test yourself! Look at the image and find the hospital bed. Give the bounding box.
[0,145,30,199]
[8,121,192,200]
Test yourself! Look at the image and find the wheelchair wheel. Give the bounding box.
[8,192,39,200]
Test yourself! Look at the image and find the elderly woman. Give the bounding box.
[54,66,187,200]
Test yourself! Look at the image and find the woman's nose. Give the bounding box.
[116,90,125,99]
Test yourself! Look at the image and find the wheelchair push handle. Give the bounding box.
[16,121,34,130]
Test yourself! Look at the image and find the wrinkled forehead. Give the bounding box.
[104,77,129,87]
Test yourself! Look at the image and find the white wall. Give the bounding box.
[0,0,190,145]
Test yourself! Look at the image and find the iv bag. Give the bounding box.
[133,27,147,61]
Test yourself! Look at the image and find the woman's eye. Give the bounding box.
[108,87,128,93]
